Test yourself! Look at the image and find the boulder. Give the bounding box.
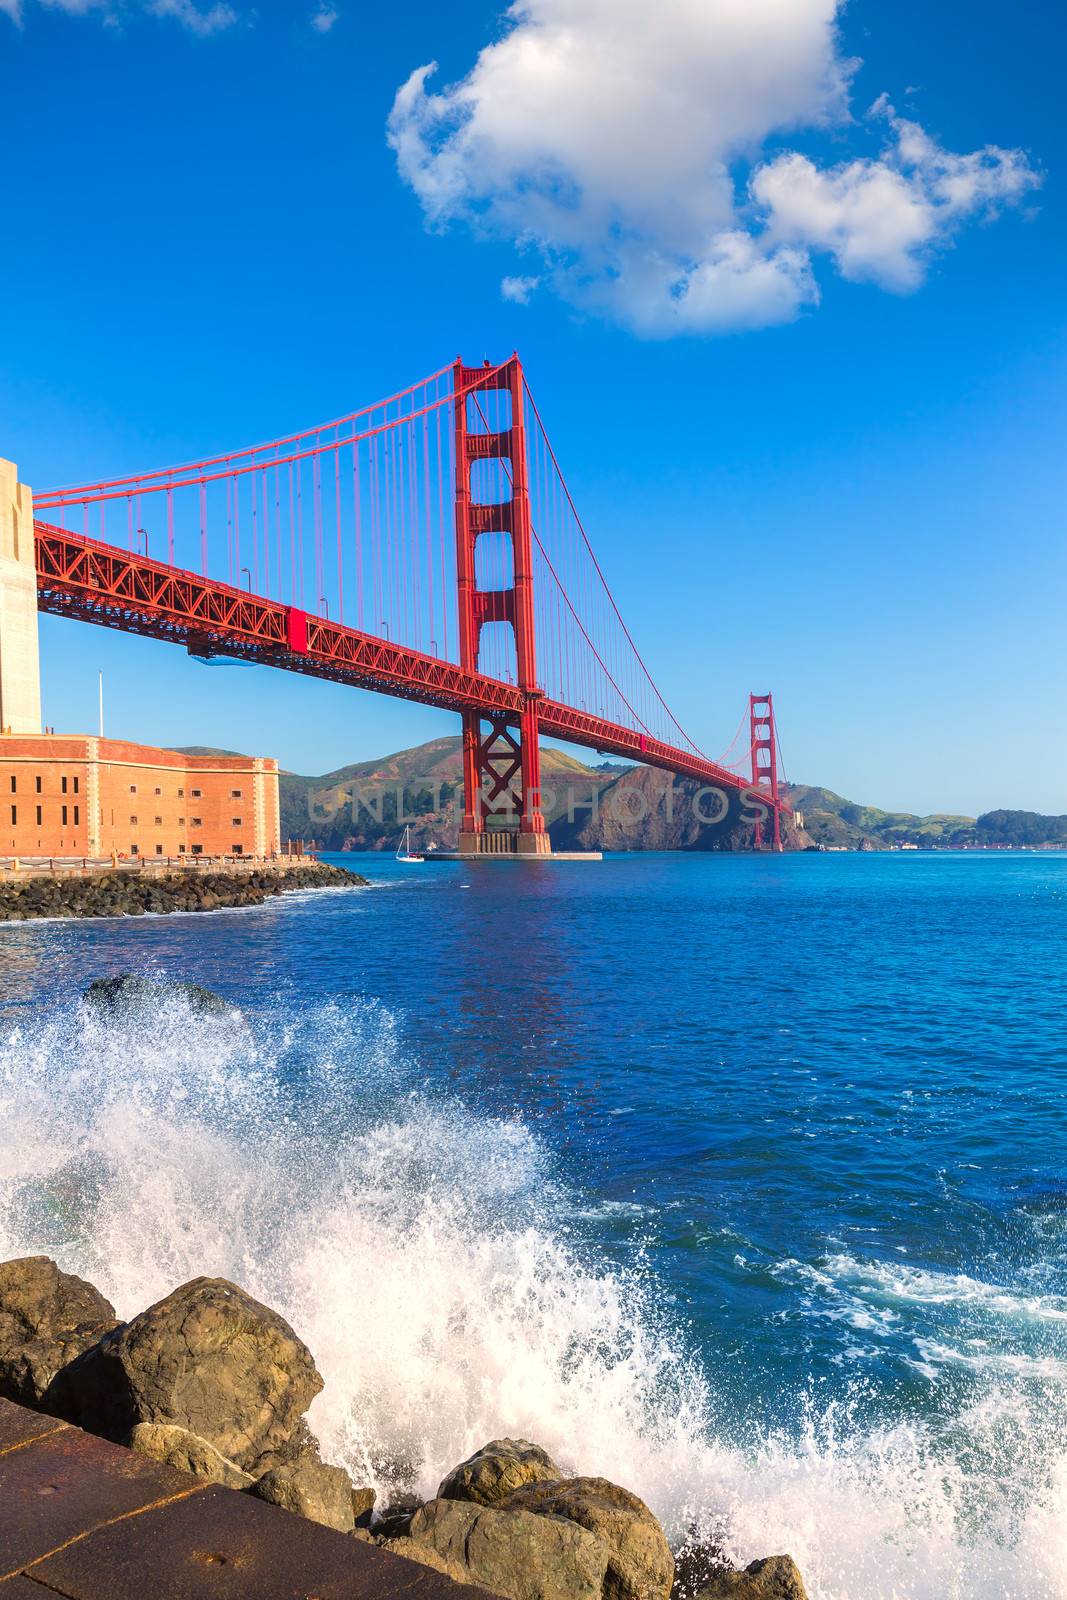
[0,1256,119,1407]
[378,1536,470,1584]
[249,1454,355,1533]
[58,1276,322,1475]
[695,1556,808,1600]
[82,976,232,1015]
[408,1497,610,1600]
[351,1485,376,1527]
[503,1477,674,1600]
[438,1438,563,1507]
[126,1421,253,1489]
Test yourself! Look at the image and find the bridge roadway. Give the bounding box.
[34,522,755,801]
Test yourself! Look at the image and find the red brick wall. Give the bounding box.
[0,736,280,860]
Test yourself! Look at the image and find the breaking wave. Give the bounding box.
[0,985,1064,1599]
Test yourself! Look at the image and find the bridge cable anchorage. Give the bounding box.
[28,353,786,847]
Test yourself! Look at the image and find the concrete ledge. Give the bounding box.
[0,1398,495,1600]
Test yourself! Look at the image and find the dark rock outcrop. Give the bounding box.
[57,1276,323,1475]
[694,1556,808,1599]
[0,1256,119,1407]
[0,861,366,922]
[83,976,232,1015]
[503,1477,674,1600]
[374,1491,424,1539]
[438,1438,563,1507]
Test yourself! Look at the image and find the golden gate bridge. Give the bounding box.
[30,356,786,852]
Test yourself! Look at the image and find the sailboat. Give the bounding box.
[395,824,423,863]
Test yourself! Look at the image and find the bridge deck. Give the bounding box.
[34,524,757,799]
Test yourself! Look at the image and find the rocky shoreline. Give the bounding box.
[0,861,366,921]
[0,1255,808,1600]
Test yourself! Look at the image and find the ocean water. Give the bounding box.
[1,849,1065,1599]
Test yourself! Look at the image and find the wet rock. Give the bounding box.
[58,1275,323,1475]
[249,1453,356,1533]
[83,975,232,1015]
[670,1536,729,1600]
[694,1556,808,1600]
[374,1492,424,1539]
[408,1497,610,1600]
[0,863,366,924]
[504,1477,674,1600]
[126,1421,253,1489]
[438,1438,563,1507]
[0,1256,119,1407]
[351,1485,376,1527]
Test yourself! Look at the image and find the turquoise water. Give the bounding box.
[1,851,1065,1597]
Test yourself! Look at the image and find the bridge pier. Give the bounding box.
[0,458,42,736]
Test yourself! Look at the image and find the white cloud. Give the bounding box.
[146,0,236,33]
[501,274,541,304]
[3,0,237,29]
[753,99,1041,291]
[310,2,336,32]
[388,0,1040,336]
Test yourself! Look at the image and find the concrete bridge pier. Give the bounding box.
[0,458,42,737]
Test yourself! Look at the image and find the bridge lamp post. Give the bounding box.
[381,621,389,639]
[319,597,329,619]
[137,527,148,557]
[241,567,251,592]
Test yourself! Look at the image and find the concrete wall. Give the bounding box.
[0,458,42,737]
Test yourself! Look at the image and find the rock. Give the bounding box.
[504,1477,674,1600]
[126,1421,253,1489]
[670,1536,729,1600]
[58,1276,323,1475]
[378,1536,470,1584]
[83,975,232,1015]
[374,1491,423,1539]
[351,1484,376,1527]
[408,1497,610,1600]
[694,1556,808,1600]
[249,1454,355,1533]
[438,1437,563,1507]
[0,1256,119,1407]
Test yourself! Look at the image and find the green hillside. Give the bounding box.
[176,746,1067,853]
[786,785,1067,850]
[277,736,623,851]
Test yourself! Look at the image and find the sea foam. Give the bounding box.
[0,987,1064,1600]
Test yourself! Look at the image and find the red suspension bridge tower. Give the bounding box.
[749,692,783,852]
[454,357,549,856]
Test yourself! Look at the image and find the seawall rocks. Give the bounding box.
[0,861,366,921]
[0,1257,810,1599]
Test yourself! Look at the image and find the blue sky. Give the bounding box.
[1,0,1063,814]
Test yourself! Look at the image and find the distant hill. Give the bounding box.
[275,736,626,852]
[785,785,1067,850]
[177,744,1067,852]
